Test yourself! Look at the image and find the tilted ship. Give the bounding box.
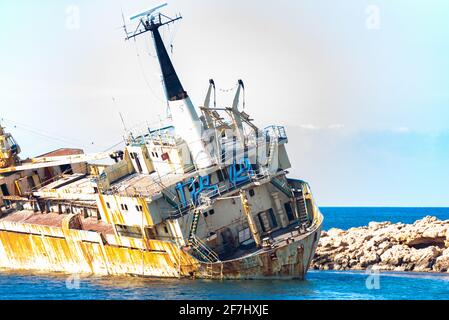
[0,6,323,279]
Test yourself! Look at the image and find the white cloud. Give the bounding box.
[299,124,320,130]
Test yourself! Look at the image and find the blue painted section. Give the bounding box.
[175,179,194,207]
[228,158,254,186]
[191,175,219,204]
[175,157,254,209]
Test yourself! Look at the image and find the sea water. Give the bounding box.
[1,207,449,300]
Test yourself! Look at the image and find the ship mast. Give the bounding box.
[125,4,214,170]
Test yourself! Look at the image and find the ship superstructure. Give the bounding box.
[0,5,323,279]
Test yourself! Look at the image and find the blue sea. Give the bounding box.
[1,207,449,300]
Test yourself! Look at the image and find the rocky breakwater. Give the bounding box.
[312,216,449,273]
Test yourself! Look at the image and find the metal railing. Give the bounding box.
[168,166,272,219]
[190,236,220,263]
[264,125,288,141]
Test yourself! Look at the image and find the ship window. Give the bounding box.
[106,202,111,209]
[136,205,143,212]
[116,224,142,239]
[164,226,169,234]
[0,184,10,196]
[217,170,225,182]
[188,181,200,192]
[203,211,208,217]
[161,152,169,161]
[258,212,270,233]
[130,153,135,159]
[60,164,73,175]
[209,209,215,215]
[258,209,278,229]
[124,204,128,211]
[238,228,251,244]
[284,202,295,222]
[145,227,157,239]
[249,189,255,197]
[268,208,278,228]
[155,152,159,158]
[27,176,36,189]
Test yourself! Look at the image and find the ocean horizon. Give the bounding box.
[320,207,449,231]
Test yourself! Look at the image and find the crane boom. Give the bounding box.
[0,152,111,174]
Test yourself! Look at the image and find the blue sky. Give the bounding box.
[0,0,448,206]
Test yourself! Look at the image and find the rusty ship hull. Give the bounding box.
[0,208,322,280]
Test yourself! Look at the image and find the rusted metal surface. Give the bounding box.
[0,218,200,277]
[0,211,66,227]
[193,221,322,280]
[0,209,323,280]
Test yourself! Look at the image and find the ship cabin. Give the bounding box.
[85,105,317,261]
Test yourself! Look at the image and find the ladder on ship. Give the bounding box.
[188,209,201,241]
[270,177,293,198]
[187,208,220,264]
[265,135,278,168]
[190,236,220,263]
[292,188,310,228]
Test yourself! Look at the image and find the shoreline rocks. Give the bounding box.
[312,216,449,273]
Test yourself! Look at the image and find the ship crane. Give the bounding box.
[0,152,113,174]
[0,123,114,174]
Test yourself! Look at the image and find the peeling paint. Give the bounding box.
[0,214,322,279]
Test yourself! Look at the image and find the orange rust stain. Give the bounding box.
[0,227,201,277]
[138,197,153,226]
[111,196,126,225]
[97,194,112,224]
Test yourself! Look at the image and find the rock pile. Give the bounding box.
[312,216,449,273]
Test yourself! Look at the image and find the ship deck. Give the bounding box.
[0,209,114,235]
[108,171,192,198]
[221,221,314,262]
